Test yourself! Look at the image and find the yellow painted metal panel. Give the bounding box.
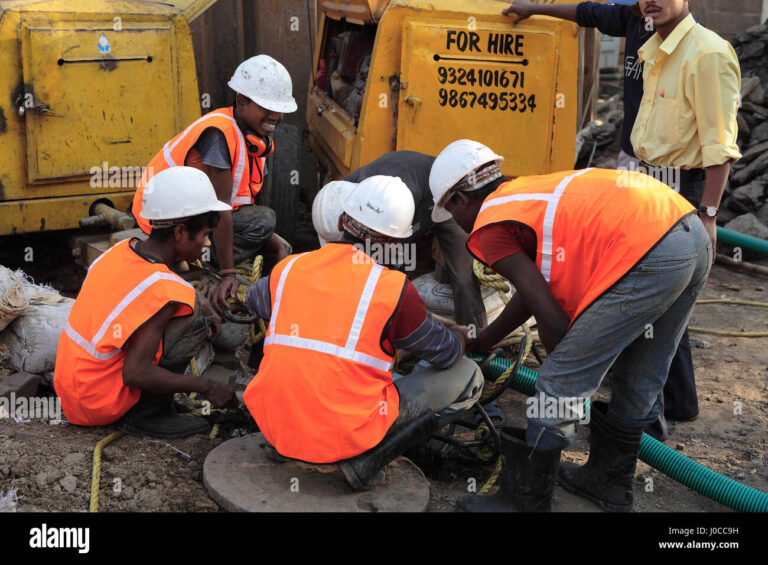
[0,192,134,235]
[21,23,177,182]
[397,18,559,176]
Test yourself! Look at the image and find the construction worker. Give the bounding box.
[132,54,297,313]
[504,0,712,442]
[55,167,236,438]
[341,151,488,330]
[243,175,484,490]
[430,140,711,512]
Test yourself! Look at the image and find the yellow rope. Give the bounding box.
[90,431,125,512]
[690,299,768,337]
[477,458,503,495]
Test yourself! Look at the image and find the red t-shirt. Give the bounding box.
[469,222,537,268]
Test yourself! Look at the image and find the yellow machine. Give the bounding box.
[308,0,580,182]
[0,0,215,236]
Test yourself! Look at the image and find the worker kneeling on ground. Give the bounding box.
[132,55,296,312]
[243,175,484,490]
[431,140,711,512]
[55,167,237,439]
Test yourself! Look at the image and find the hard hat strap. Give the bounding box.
[341,212,394,244]
[454,161,503,193]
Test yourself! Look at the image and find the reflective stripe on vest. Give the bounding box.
[478,168,592,283]
[264,254,391,372]
[161,111,247,205]
[244,244,405,462]
[54,239,196,426]
[469,168,695,322]
[133,108,262,234]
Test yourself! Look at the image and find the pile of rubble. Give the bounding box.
[719,21,768,237]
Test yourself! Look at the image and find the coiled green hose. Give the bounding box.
[470,354,768,512]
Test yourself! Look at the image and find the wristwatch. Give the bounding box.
[697,205,718,218]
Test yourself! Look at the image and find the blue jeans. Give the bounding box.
[527,215,712,451]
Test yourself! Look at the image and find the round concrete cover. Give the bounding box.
[203,433,430,512]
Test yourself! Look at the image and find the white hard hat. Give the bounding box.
[342,176,415,239]
[140,167,231,223]
[228,55,298,114]
[312,180,357,245]
[429,139,504,223]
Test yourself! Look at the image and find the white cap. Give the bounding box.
[140,167,231,223]
[228,55,298,113]
[342,176,415,239]
[429,139,504,223]
[312,180,357,245]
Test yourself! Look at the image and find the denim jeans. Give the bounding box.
[526,215,712,451]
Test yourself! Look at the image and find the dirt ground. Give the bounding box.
[1,260,766,512]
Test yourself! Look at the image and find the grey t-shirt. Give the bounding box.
[345,151,436,241]
[195,127,231,170]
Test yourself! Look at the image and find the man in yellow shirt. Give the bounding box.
[630,0,741,435]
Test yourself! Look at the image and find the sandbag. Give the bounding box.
[0,267,28,331]
[412,272,510,325]
[0,292,73,375]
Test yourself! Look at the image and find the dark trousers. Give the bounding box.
[210,205,277,267]
[432,219,488,329]
[662,176,705,420]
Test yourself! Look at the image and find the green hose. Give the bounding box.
[469,353,768,512]
[717,226,768,256]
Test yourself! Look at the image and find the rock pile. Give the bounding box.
[722,22,768,232]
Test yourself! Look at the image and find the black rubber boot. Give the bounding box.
[558,401,643,512]
[117,392,210,440]
[338,409,437,491]
[456,427,561,512]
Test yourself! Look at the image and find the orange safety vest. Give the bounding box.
[53,240,196,426]
[132,107,265,234]
[243,243,407,464]
[468,168,695,323]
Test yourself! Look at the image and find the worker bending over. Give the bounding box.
[243,176,484,490]
[55,168,236,438]
[132,55,296,312]
[342,151,488,330]
[430,140,710,512]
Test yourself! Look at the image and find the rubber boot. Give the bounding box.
[117,392,210,440]
[338,409,437,491]
[558,401,643,512]
[456,427,561,512]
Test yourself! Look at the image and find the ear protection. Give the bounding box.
[244,131,275,158]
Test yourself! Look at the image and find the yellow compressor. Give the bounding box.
[308,0,580,182]
[0,0,216,236]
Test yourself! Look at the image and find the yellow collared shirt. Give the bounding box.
[631,13,742,169]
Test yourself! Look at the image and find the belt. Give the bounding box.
[639,162,706,184]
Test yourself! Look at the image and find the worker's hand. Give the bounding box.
[202,379,236,409]
[213,274,240,314]
[449,325,471,354]
[700,215,717,264]
[198,294,222,342]
[503,0,536,24]
[196,273,218,303]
